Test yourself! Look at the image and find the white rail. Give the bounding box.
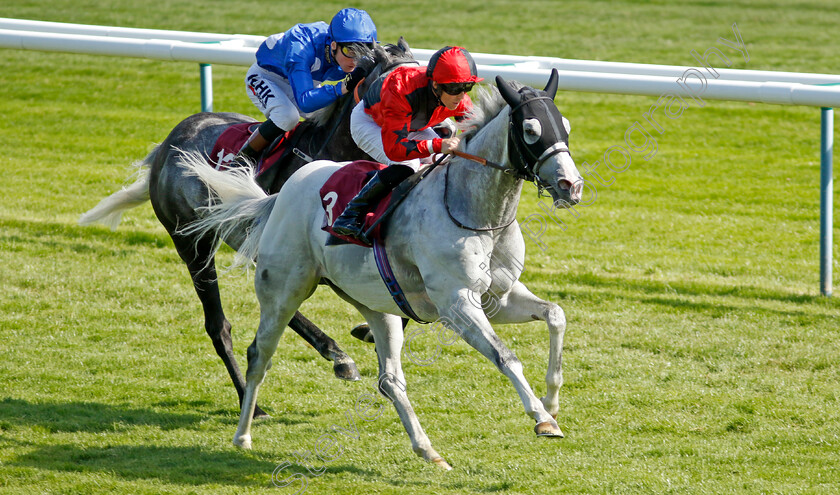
[0,18,264,46]
[3,28,840,108]
[0,29,256,65]
[411,49,840,85]
[3,18,837,85]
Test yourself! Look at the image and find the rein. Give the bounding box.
[449,149,508,173]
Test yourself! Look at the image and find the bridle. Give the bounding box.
[444,92,574,231]
[506,94,572,198]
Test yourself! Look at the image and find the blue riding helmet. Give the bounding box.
[329,8,377,44]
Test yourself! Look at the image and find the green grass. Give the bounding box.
[2,1,839,493]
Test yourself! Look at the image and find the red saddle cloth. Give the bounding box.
[209,122,297,176]
[320,161,395,247]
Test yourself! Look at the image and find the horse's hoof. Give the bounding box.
[350,323,375,343]
[432,457,453,471]
[233,434,252,449]
[535,421,564,438]
[253,405,271,419]
[333,361,361,381]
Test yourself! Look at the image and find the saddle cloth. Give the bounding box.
[209,122,298,176]
[319,160,395,247]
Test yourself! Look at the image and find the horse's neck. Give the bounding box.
[445,107,523,230]
[313,97,365,161]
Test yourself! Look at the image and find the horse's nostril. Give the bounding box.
[558,179,573,191]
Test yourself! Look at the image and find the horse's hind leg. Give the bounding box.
[234,259,319,449]
[350,317,409,343]
[173,233,269,418]
[287,312,360,381]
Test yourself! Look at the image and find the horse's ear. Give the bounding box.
[544,68,559,100]
[496,75,520,107]
[397,36,411,54]
[373,43,388,62]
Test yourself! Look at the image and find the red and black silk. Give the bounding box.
[362,65,472,162]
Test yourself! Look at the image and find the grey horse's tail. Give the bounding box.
[78,146,158,230]
[175,149,275,272]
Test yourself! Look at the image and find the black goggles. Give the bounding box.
[338,43,374,59]
[439,82,475,95]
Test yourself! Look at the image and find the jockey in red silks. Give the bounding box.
[332,46,484,245]
[236,8,378,163]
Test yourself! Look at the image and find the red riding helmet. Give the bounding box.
[425,46,484,84]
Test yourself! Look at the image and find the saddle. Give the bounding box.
[209,121,308,190]
[320,161,429,247]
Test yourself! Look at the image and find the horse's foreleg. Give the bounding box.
[359,310,452,470]
[431,287,563,437]
[487,281,566,421]
[287,311,361,381]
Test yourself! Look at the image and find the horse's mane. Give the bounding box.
[456,81,536,139]
[308,98,342,127]
[457,80,526,135]
[458,85,504,132]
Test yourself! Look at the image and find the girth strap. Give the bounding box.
[373,239,431,324]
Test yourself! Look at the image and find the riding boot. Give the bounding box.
[235,120,284,163]
[235,120,286,190]
[331,172,393,245]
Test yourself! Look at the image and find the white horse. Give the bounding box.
[181,69,583,469]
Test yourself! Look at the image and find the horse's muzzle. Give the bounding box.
[552,178,582,207]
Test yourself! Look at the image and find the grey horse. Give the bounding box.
[181,69,583,468]
[80,40,416,418]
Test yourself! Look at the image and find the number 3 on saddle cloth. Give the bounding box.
[320,160,393,247]
[320,160,432,324]
[208,122,300,186]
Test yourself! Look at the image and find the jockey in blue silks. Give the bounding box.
[237,8,378,163]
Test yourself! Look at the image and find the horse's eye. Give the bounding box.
[523,118,541,145]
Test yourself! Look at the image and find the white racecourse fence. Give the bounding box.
[1,18,836,296]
